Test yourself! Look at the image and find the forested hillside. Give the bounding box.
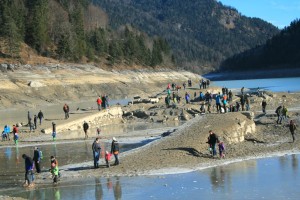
[0,0,279,72]
[221,19,300,71]
[0,0,172,68]
[93,0,279,72]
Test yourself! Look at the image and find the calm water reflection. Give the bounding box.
[2,154,300,199]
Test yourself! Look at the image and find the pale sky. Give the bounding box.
[218,0,300,29]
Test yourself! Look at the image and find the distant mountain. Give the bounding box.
[93,0,279,72]
[220,19,300,71]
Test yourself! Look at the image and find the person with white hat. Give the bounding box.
[111,137,120,165]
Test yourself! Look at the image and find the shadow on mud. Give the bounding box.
[163,147,212,158]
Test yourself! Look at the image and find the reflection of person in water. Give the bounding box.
[95,178,103,200]
[106,178,113,191]
[15,146,20,164]
[210,167,226,191]
[5,147,12,160]
[292,154,298,174]
[53,187,61,200]
[113,177,122,200]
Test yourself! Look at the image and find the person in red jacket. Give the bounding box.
[96,96,102,111]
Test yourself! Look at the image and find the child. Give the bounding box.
[2,131,7,141]
[218,141,225,159]
[14,133,19,145]
[50,156,59,184]
[105,151,112,168]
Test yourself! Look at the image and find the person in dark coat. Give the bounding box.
[83,121,89,139]
[92,138,101,168]
[22,154,34,187]
[111,137,120,165]
[37,110,44,125]
[33,147,41,173]
[207,130,219,157]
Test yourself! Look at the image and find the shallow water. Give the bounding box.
[2,154,300,199]
[0,139,154,189]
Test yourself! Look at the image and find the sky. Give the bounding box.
[218,0,300,29]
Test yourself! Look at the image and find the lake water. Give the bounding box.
[203,73,300,92]
[2,154,300,200]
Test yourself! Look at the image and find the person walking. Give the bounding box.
[37,110,44,125]
[92,138,101,168]
[12,125,19,145]
[289,120,297,142]
[52,122,57,141]
[22,154,34,188]
[111,137,120,165]
[96,96,102,111]
[50,156,59,184]
[262,100,267,114]
[275,105,283,124]
[33,115,37,130]
[27,111,31,126]
[63,104,70,119]
[207,130,219,157]
[33,147,42,173]
[83,121,89,139]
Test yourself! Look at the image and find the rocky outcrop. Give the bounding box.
[220,115,256,144]
[44,106,123,134]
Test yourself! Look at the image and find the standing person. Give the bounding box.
[215,92,222,113]
[275,105,283,124]
[96,96,102,111]
[83,121,89,139]
[207,130,219,157]
[63,104,70,119]
[92,138,101,168]
[33,147,41,173]
[37,110,44,125]
[33,115,37,130]
[240,95,245,111]
[111,137,120,165]
[50,156,59,184]
[228,90,233,102]
[27,111,31,126]
[28,116,33,132]
[52,122,57,141]
[262,100,267,114]
[241,87,244,94]
[12,125,19,145]
[289,120,297,142]
[22,154,34,188]
[183,82,186,90]
[185,92,190,104]
[101,95,106,109]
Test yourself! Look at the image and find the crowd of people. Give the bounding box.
[1,79,298,189]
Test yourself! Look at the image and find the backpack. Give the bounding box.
[39,150,43,160]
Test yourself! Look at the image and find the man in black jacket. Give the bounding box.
[207,130,219,157]
[33,147,41,173]
[92,138,101,168]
